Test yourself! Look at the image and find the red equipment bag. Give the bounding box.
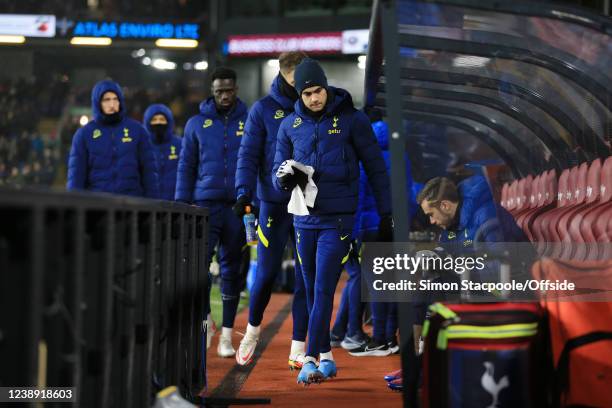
[532,258,612,408]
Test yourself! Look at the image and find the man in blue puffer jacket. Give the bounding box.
[175,67,248,358]
[418,175,526,247]
[272,59,392,385]
[234,52,309,369]
[143,104,182,201]
[414,175,529,329]
[67,79,159,198]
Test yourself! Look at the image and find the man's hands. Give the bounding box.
[232,195,259,218]
[278,166,308,191]
[232,195,250,217]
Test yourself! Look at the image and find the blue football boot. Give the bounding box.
[297,361,324,385]
[317,359,337,379]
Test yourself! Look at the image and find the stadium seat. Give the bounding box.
[539,166,580,256]
[515,174,539,230]
[515,175,533,217]
[501,182,509,210]
[579,156,612,260]
[523,170,557,243]
[563,159,602,260]
[532,168,569,255]
[549,162,589,258]
[507,179,518,213]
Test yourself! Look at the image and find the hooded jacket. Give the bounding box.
[272,87,391,228]
[356,120,415,232]
[143,104,182,201]
[437,175,531,287]
[235,75,294,203]
[67,80,159,198]
[175,97,248,203]
[439,175,527,246]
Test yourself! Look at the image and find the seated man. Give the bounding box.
[418,175,526,249]
[413,175,529,346]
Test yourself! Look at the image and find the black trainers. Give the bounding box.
[340,332,370,351]
[348,339,391,357]
[387,337,400,354]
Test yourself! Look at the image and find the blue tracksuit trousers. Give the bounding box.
[359,229,398,343]
[199,201,245,329]
[248,201,308,341]
[371,302,398,343]
[331,251,364,338]
[295,226,352,358]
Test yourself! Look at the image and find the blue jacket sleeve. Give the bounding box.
[350,111,391,216]
[66,127,87,191]
[138,127,160,199]
[272,121,291,192]
[357,165,367,218]
[235,102,265,200]
[174,118,199,203]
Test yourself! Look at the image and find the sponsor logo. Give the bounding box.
[328,116,341,134]
[168,145,178,160]
[203,119,213,128]
[122,128,132,143]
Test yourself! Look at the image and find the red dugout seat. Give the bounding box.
[501,182,509,210]
[579,156,612,260]
[533,168,570,255]
[564,159,602,260]
[516,174,540,230]
[507,180,518,213]
[549,162,589,258]
[523,170,557,243]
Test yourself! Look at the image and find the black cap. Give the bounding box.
[294,58,328,95]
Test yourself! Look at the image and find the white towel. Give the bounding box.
[276,160,318,215]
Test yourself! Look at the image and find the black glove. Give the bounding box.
[251,204,260,218]
[278,166,309,191]
[232,195,251,217]
[377,215,394,242]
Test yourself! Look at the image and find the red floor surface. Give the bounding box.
[205,277,403,407]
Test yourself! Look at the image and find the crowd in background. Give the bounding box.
[0,77,68,187]
[0,73,199,188]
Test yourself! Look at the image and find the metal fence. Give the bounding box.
[0,188,209,407]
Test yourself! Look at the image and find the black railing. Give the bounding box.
[0,188,209,407]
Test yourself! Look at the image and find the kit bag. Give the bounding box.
[421,302,549,408]
[532,258,612,408]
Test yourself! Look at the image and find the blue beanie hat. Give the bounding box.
[294,58,328,95]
